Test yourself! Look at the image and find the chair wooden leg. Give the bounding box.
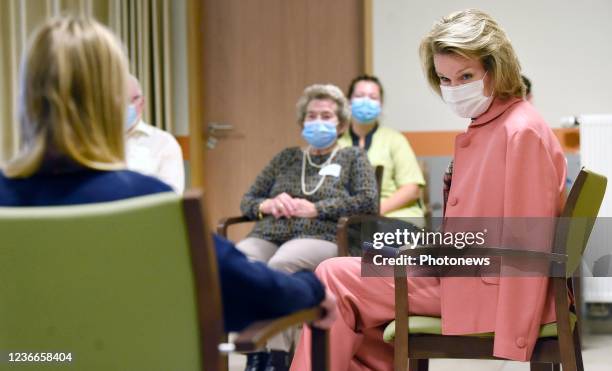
[553,278,578,371]
[530,362,555,371]
[222,334,229,371]
[408,359,428,371]
[573,328,584,371]
[311,327,329,371]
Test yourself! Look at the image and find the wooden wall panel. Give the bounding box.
[199,0,364,232]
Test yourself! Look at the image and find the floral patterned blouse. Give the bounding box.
[240,146,378,244]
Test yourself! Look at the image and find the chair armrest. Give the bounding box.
[337,214,394,229]
[216,215,253,237]
[336,214,394,257]
[232,307,325,352]
[395,246,567,263]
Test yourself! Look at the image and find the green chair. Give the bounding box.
[0,192,214,370]
[386,168,607,371]
[0,191,328,371]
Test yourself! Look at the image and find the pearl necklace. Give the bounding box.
[301,145,339,196]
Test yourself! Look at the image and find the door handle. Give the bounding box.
[206,122,234,149]
[207,122,234,134]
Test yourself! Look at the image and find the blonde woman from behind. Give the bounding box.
[1,16,172,205]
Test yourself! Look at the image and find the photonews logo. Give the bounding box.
[371,228,487,249]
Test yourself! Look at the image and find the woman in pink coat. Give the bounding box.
[290,9,567,371]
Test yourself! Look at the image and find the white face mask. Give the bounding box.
[440,73,493,119]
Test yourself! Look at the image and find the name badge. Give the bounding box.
[319,163,341,177]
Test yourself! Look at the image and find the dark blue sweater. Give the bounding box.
[0,168,325,332]
[0,169,172,206]
[213,234,325,331]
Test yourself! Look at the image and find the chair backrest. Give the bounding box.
[373,165,384,214]
[418,160,432,230]
[0,191,222,371]
[554,168,607,277]
[374,165,384,200]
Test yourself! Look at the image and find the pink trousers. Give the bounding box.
[290,257,441,371]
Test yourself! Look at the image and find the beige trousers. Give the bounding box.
[236,237,337,351]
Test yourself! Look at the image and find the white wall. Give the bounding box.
[373,0,612,131]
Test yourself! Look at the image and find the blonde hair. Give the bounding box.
[296,84,351,131]
[4,16,129,178]
[419,9,525,99]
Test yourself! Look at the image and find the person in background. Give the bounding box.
[0,18,172,204]
[522,75,533,102]
[0,15,337,349]
[339,75,425,221]
[125,75,185,193]
[236,84,378,371]
[291,9,566,370]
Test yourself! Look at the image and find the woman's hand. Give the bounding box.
[260,193,298,219]
[312,289,338,329]
[260,195,318,219]
[291,199,318,218]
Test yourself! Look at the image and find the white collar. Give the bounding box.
[129,120,154,137]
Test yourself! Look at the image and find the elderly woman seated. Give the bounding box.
[236,84,378,370]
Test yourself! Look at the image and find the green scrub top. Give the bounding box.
[338,125,425,220]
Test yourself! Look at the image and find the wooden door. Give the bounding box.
[199,0,364,240]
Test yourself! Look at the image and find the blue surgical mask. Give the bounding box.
[351,97,381,124]
[125,104,138,131]
[301,120,338,149]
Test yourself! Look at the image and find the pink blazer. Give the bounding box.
[441,97,567,361]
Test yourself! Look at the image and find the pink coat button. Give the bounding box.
[459,137,471,148]
[516,337,526,348]
[448,196,458,206]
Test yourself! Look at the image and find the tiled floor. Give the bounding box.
[228,334,612,370]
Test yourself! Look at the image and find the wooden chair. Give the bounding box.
[386,168,607,371]
[337,160,432,257]
[0,191,328,371]
[217,165,383,367]
[335,165,384,256]
[219,165,384,258]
